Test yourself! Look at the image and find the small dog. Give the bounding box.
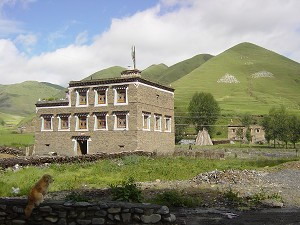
[25,174,53,218]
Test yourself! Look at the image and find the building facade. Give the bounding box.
[35,70,175,156]
[228,125,265,143]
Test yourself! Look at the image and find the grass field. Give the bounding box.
[0,130,34,147]
[0,156,298,197]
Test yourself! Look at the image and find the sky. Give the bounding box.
[0,0,299,86]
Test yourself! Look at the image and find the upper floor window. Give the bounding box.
[94,87,108,106]
[114,85,128,105]
[58,114,70,131]
[165,116,171,132]
[154,114,162,131]
[76,88,89,107]
[75,113,89,131]
[41,114,53,131]
[142,112,151,131]
[114,111,129,130]
[94,112,108,130]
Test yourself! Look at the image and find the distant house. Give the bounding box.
[228,125,265,143]
[35,69,175,156]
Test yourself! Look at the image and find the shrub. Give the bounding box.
[224,188,243,205]
[152,190,202,207]
[65,191,89,202]
[109,177,142,202]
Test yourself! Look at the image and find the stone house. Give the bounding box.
[35,69,175,156]
[228,125,265,143]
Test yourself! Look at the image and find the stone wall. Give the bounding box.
[0,199,176,225]
[0,151,155,168]
[0,147,25,156]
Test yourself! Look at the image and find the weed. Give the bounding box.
[151,190,202,207]
[224,188,243,205]
[250,189,283,205]
[109,177,142,202]
[65,191,89,202]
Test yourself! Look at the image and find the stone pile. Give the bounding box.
[192,169,262,185]
[0,146,25,156]
[0,199,176,225]
[0,151,155,169]
[217,73,240,84]
[251,71,274,78]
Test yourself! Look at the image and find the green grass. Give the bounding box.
[173,42,300,115]
[141,63,169,82]
[83,66,126,80]
[0,130,34,147]
[0,156,298,197]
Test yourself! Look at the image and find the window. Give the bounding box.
[154,114,162,131]
[61,117,69,129]
[114,86,128,105]
[94,87,108,106]
[98,90,106,104]
[44,118,52,130]
[142,113,151,131]
[79,116,87,129]
[79,92,87,105]
[232,129,236,133]
[94,113,107,130]
[114,112,128,130]
[76,88,89,106]
[165,116,171,132]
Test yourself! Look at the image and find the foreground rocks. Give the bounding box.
[0,199,176,225]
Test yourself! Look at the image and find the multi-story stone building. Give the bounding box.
[228,125,265,143]
[35,69,175,156]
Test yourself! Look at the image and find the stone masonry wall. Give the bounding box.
[0,199,176,225]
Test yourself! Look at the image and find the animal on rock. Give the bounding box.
[24,174,53,218]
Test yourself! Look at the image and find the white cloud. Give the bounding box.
[0,0,299,86]
[75,31,88,46]
[14,33,37,47]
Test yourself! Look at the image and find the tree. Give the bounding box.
[287,115,300,148]
[188,92,220,135]
[241,113,252,143]
[236,127,244,147]
[174,108,188,143]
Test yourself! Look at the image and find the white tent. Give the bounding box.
[195,128,213,146]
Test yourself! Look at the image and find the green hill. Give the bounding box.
[0,81,64,116]
[157,54,213,84]
[141,63,169,81]
[173,42,300,115]
[83,66,126,80]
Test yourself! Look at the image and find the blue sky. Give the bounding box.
[0,0,299,85]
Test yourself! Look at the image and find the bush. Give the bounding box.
[65,191,89,202]
[109,177,142,202]
[216,131,222,136]
[152,190,202,207]
[224,188,243,205]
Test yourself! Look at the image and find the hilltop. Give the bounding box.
[0,81,64,120]
[173,42,300,114]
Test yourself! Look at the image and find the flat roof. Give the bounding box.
[69,77,175,92]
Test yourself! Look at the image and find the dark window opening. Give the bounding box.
[77,140,87,155]
[98,91,106,104]
[79,92,87,105]
[117,89,126,103]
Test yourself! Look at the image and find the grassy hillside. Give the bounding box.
[0,81,63,116]
[141,63,168,81]
[173,42,300,115]
[83,66,126,80]
[157,54,213,84]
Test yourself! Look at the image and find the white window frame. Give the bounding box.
[114,87,128,106]
[58,115,71,131]
[142,113,151,131]
[41,116,53,131]
[76,90,89,107]
[114,113,129,131]
[72,138,91,156]
[75,115,89,131]
[94,89,108,107]
[94,114,108,131]
[154,114,162,132]
[164,116,171,132]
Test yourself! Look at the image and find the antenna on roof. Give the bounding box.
[131,45,136,69]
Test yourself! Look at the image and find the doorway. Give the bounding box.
[77,140,87,155]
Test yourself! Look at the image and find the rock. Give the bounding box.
[134,208,144,213]
[68,211,78,218]
[0,205,6,210]
[107,207,121,213]
[92,218,105,224]
[12,220,26,224]
[39,206,52,212]
[261,199,284,208]
[107,214,114,221]
[58,211,67,218]
[45,216,58,223]
[114,214,121,221]
[122,208,130,213]
[77,219,92,225]
[74,202,91,207]
[133,214,141,221]
[144,208,154,215]
[141,214,161,223]
[0,212,7,216]
[122,213,131,222]
[157,206,169,215]
[98,202,108,208]
[78,212,86,219]
[95,210,107,216]
[58,218,67,225]
[163,214,176,222]
[12,206,24,213]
